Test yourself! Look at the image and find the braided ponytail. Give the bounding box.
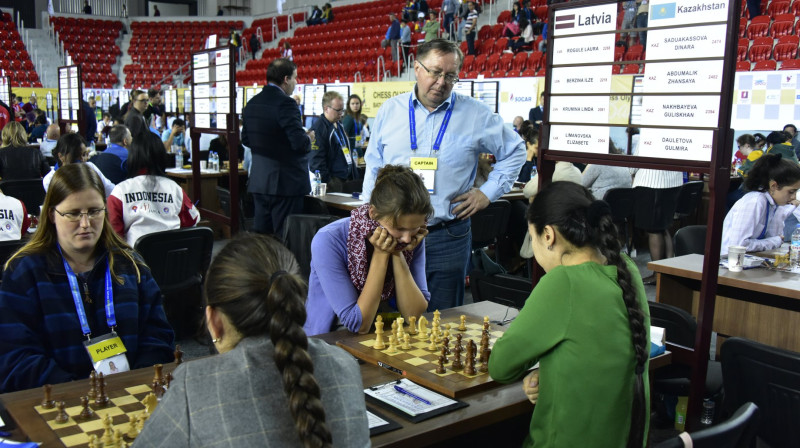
[206,234,332,448]
[267,272,333,448]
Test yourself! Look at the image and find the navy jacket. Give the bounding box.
[242,84,311,197]
[0,248,175,392]
[309,115,354,182]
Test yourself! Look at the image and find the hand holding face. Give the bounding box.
[369,227,397,255]
[400,228,429,253]
[522,370,539,404]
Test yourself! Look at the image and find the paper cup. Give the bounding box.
[200,161,207,170]
[319,183,327,196]
[728,246,746,272]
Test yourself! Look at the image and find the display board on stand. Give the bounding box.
[0,74,10,107]
[540,0,740,429]
[57,65,84,136]
[188,44,241,234]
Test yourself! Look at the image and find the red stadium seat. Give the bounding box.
[611,64,621,74]
[738,45,748,61]
[498,53,513,71]
[774,35,799,60]
[753,59,777,70]
[511,52,527,71]
[497,10,511,24]
[527,51,543,71]
[535,68,546,77]
[793,0,800,15]
[746,22,769,39]
[462,54,475,72]
[748,37,773,62]
[780,59,800,70]
[614,46,625,61]
[521,68,536,77]
[624,44,644,61]
[487,53,501,71]
[768,1,791,16]
[735,61,750,71]
[622,64,640,74]
[473,54,488,71]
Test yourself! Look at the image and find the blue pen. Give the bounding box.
[0,431,11,437]
[394,385,431,405]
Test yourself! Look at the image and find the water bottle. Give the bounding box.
[313,170,322,196]
[791,224,800,268]
[213,152,220,171]
[175,150,183,169]
[700,398,715,425]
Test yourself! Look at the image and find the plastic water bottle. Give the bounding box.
[700,398,715,425]
[313,170,322,196]
[175,150,183,169]
[791,224,800,268]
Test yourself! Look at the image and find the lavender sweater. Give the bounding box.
[304,218,430,336]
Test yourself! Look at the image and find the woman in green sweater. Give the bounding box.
[488,181,650,448]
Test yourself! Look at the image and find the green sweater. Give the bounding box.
[422,20,440,42]
[488,258,650,448]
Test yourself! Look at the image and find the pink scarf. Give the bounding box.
[347,204,415,301]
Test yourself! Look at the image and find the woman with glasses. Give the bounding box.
[43,133,116,196]
[304,165,432,336]
[108,132,199,247]
[0,163,175,392]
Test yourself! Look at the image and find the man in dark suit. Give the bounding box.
[528,90,545,132]
[242,58,315,235]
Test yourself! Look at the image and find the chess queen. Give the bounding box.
[304,165,432,336]
[0,163,175,392]
[489,182,651,447]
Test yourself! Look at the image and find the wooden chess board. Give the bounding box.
[336,317,506,398]
[33,383,153,447]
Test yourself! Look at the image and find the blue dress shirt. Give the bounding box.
[362,90,525,226]
[104,143,129,164]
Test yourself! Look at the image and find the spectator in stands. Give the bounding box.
[441,0,458,39]
[306,5,323,26]
[400,20,413,58]
[28,115,48,143]
[404,0,419,22]
[507,17,533,53]
[635,0,649,47]
[281,41,293,61]
[0,188,29,240]
[82,99,97,145]
[746,0,761,19]
[217,6,224,16]
[105,124,131,166]
[538,21,548,52]
[250,33,260,60]
[464,2,479,56]
[305,165,431,336]
[40,124,60,159]
[503,3,522,38]
[0,122,50,181]
[382,13,402,61]
[513,116,524,133]
[321,3,334,23]
[521,0,534,22]
[121,2,128,18]
[83,0,91,15]
[783,124,800,158]
[309,91,358,192]
[44,133,115,196]
[242,58,314,236]
[722,154,800,253]
[419,0,429,16]
[161,118,185,152]
[620,1,637,47]
[108,133,200,247]
[342,94,365,158]
[422,10,440,42]
[153,5,160,16]
[581,143,632,200]
[125,89,149,139]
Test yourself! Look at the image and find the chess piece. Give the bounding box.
[455,333,464,351]
[458,315,467,331]
[440,346,448,364]
[433,309,441,321]
[407,316,417,334]
[483,316,490,331]
[464,356,476,375]
[165,372,174,389]
[442,336,451,355]
[387,334,398,353]
[174,344,184,365]
[127,413,140,439]
[88,435,99,448]
[152,364,166,397]
[142,392,158,414]
[391,320,398,339]
[374,315,384,335]
[137,411,147,432]
[451,346,463,370]
[102,413,115,445]
[401,333,412,350]
[78,396,95,420]
[427,333,437,351]
[95,373,110,407]
[479,354,489,373]
[54,401,69,424]
[373,325,386,350]
[436,355,446,374]
[114,429,124,448]
[88,371,97,400]
[41,384,55,409]
[418,315,428,339]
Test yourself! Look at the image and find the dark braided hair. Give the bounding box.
[205,234,333,448]
[527,182,648,448]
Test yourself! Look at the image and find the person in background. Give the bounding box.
[305,165,431,336]
[321,3,334,23]
[0,187,29,240]
[250,33,260,60]
[441,0,458,39]
[635,0,649,47]
[306,5,323,26]
[161,118,185,152]
[309,91,358,192]
[422,10,440,42]
[104,125,131,166]
[0,98,11,132]
[342,94,365,158]
[581,143,633,200]
[747,0,761,18]
[27,115,48,143]
[124,89,149,139]
[382,13,402,61]
[108,133,199,247]
[0,163,174,392]
[733,134,756,166]
[144,89,163,133]
[513,116,524,133]
[135,234,369,446]
[400,19,412,58]
[507,17,533,53]
[83,0,92,14]
[783,124,800,159]
[98,112,113,140]
[522,129,581,198]
[464,1,479,56]
[489,181,650,448]
[517,120,538,183]
[43,133,116,196]
[722,154,800,253]
[39,124,60,159]
[22,95,37,114]
[0,122,50,180]
[217,6,224,15]
[82,98,97,145]
[22,111,36,134]
[738,130,799,177]
[528,91,545,132]
[281,41,293,61]
[153,5,160,16]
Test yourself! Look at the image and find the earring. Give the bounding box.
[212,338,221,343]
[547,244,553,251]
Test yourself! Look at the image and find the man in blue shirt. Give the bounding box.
[362,39,526,311]
[381,13,401,61]
[161,118,186,151]
[105,124,131,165]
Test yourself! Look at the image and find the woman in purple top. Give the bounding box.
[304,165,432,336]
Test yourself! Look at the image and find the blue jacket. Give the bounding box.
[0,247,175,392]
[386,19,401,40]
[309,115,355,183]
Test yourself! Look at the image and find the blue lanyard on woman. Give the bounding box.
[58,245,115,338]
[757,203,771,240]
[353,119,360,139]
[408,94,455,152]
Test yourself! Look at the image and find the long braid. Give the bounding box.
[593,213,648,448]
[266,273,333,448]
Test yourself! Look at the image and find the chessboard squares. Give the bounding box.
[125,384,153,395]
[407,348,431,357]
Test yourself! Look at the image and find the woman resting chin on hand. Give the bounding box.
[304,165,433,336]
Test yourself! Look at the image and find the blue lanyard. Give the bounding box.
[353,120,360,138]
[58,245,115,338]
[758,203,771,240]
[408,94,455,152]
[333,124,348,148]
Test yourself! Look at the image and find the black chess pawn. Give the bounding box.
[78,396,95,420]
[451,347,463,370]
[94,373,110,407]
[440,346,448,364]
[87,371,97,400]
[41,384,55,409]
[436,355,446,374]
[442,336,451,355]
[54,401,69,424]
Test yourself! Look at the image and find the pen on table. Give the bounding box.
[0,431,11,437]
[394,385,431,405]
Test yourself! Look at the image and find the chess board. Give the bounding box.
[336,317,506,398]
[33,383,152,447]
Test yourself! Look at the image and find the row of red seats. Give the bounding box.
[56,26,119,39]
[67,52,117,65]
[48,15,123,88]
[0,59,33,71]
[737,59,800,70]
[48,16,122,30]
[0,48,29,60]
[1,69,41,88]
[1,14,38,87]
[740,35,799,62]
[0,36,24,49]
[130,20,243,33]
[743,14,800,38]
[495,5,549,24]
[748,0,800,17]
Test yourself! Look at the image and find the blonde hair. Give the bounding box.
[1,122,28,148]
